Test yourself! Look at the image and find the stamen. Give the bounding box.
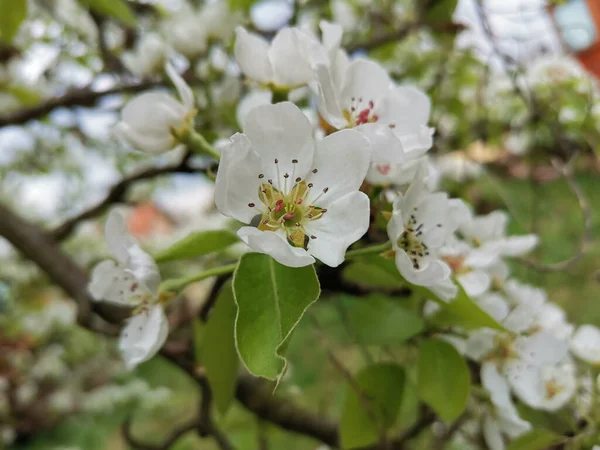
[258,174,264,179]
[248,203,255,207]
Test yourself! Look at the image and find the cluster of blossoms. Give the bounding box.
[87,18,600,450]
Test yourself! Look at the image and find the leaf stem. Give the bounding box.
[161,262,237,293]
[345,241,392,259]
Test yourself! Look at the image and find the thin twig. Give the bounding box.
[122,417,200,450]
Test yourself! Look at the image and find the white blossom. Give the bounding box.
[387,169,467,300]
[215,102,371,268]
[436,151,483,182]
[235,26,328,89]
[122,33,170,77]
[114,63,195,154]
[89,211,168,368]
[571,325,600,365]
[312,58,434,167]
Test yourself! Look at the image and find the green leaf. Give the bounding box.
[507,430,563,450]
[342,295,424,345]
[428,284,505,331]
[340,363,405,449]
[154,230,239,263]
[424,0,459,25]
[232,253,320,380]
[342,256,405,290]
[6,85,41,106]
[0,0,27,44]
[201,281,239,415]
[417,338,469,423]
[227,0,256,12]
[78,0,137,26]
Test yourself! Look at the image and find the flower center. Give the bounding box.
[396,209,438,270]
[545,379,565,399]
[343,97,379,127]
[248,159,328,249]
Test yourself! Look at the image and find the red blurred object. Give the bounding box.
[127,202,175,239]
[550,0,600,78]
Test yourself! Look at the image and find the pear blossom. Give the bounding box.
[467,326,573,411]
[570,325,600,365]
[459,210,538,267]
[234,26,328,89]
[122,33,170,77]
[236,89,273,129]
[114,63,195,154]
[215,102,371,268]
[387,170,468,300]
[312,58,434,166]
[435,151,483,182]
[89,211,168,368]
[481,363,531,450]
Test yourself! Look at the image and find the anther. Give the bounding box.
[258,174,264,179]
[308,183,313,188]
[268,179,273,185]
[284,173,289,179]
[369,100,374,109]
[323,187,329,193]
[274,158,279,163]
[292,159,298,164]
[312,169,318,174]
[248,203,255,207]
[295,177,301,182]
[311,235,317,239]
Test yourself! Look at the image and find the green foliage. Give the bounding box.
[339,363,405,449]
[154,230,239,263]
[428,284,505,331]
[232,253,320,380]
[506,430,563,450]
[417,338,469,423]
[341,295,424,345]
[78,0,137,26]
[343,255,406,290]
[228,0,255,12]
[201,281,239,415]
[0,0,27,44]
[424,0,459,25]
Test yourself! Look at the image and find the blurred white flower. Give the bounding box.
[89,211,168,368]
[436,151,483,182]
[123,33,170,77]
[115,63,195,154]
[215,102,371,267]
[570,325,600,365]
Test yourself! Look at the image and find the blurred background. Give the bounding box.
[0,0,599,448]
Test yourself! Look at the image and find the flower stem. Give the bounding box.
[174,128,220,160]
[345,241,392,259]
[161,262,237,293]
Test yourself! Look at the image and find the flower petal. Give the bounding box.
[89,260,147,305]
[357,123,405,164]
[482,413,505,450]
[166,62,194,109]
[119,305,169,369]
[304,191,369,267]
[571,325,600,364]
[105,210,137,263]
[395,250,451,287]
[340,59,391,111]
[476,293,510,322]
[236,90,272,129]
[457,270,491,297]
[234,27,273,83]
[311,64,346,129]
[243,102,315,182]
[307,129,370,206]
[237,227,315,267]
[125,245,161,296]
[270,28,325,87]
[214,133,263,224]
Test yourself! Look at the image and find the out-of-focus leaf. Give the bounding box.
[6,85,41,106]
[201,281,238,415]
[233,253,320,380]
[0,0,27,44]
[340,363,405,449]
[342,295,424,345]
[78,0,137,26]
[417,338,469,423]
[343,256,406,290]
[507,430,563,450]
[424,0,459,25]
[154,230,239,263]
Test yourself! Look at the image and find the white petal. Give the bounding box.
[483,413,506,450]
[236,90,272,129]
[428,277,458,302]
[340,59,391,110]
[114,122,176,155]
[166,62,194,109]
[307,129,370,206]
[243,102,315,182]
[482,362,512,409]
[214,133,263,224]
[465,328,498,361]
[395,250,451,288]
[571,325,600,364]
[125,245,161,296]
[304,191,369,267]
[398,125,434,156]
[311,64,346,129]
[234,27,273,83]
[457,270,491,297]
[270,28,324,87]
[497,235,539,257]
[476,293,510,322]
[119,305,169,369]
[357,123,405,164]
[379,85,431,135]
[319,20,343,53]
[237,227,315,267]
[105,210,137,263]
[503,303,540,333]
[89,260,146,305]
[514,332,568,366]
